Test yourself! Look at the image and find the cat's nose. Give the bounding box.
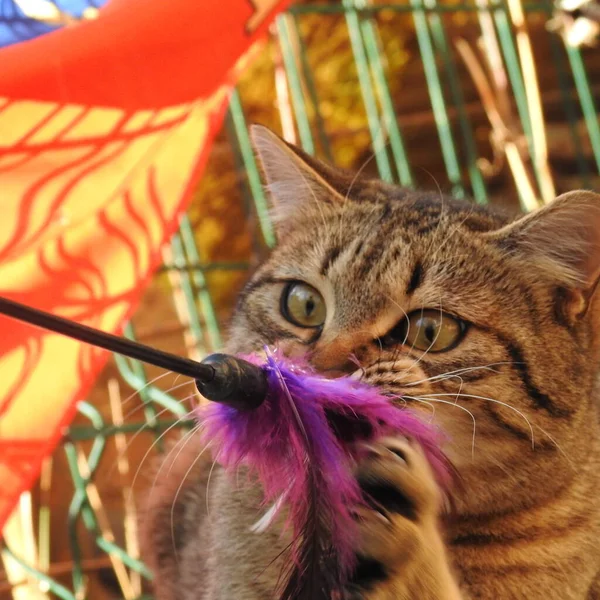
[275,338,358,376]
[309,334,373,375]
[318,362,358,379]
[310,350,358,376]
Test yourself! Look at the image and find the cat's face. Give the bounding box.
[228,125,600,512]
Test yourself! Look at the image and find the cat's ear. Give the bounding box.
[490,190,600,314]
[250,124,352,225]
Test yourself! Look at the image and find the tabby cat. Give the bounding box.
[142,125,600,599]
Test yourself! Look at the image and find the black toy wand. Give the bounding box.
[0,296,267,410]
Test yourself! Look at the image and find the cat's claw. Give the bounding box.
[346,437,445,596]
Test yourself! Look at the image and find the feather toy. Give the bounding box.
[0,298,453,600]
[198,349,453,600]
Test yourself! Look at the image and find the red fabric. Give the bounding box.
[0,0,276,109]
[0,0,289,533]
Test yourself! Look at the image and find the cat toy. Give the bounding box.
[0,296,452,599]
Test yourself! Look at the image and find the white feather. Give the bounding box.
[250,494,286,534]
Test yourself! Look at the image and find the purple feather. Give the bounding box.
[197,349,453,599]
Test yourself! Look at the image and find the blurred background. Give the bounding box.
[1,0,599,598]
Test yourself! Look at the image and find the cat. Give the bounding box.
[141,124,600,599]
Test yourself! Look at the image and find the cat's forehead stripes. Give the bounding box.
[320,245,343,276]
[406,261,424,295]
[319,196,507,294]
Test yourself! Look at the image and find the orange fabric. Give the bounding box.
[0,0,289,533]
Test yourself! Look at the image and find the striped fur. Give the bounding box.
[142,126,600,599]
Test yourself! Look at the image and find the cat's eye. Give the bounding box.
[281,282,327,328]
[380,309,466,352]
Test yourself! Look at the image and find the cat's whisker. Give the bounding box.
[161,378,197,397]
[347,352,367,381]
[293,161,329,232]
[416,372,466,393]
[144,424,200,505]
[400,300,445,376]
[427,202,477,267]
[382,293,414,369]
[164,416,206,482]
[403,393,478,459]
[105,401,193,481]
[534,425,573,465]
[119,370,176,411]
[347,352,363,370]
[415,166,444,202]
[119,379,195,424]
[338,143,388,245]
[453,374,465,405]
[331,329,380,377]
[419,169,449,266]
[131,416,198,508]
[355,328,384,374]
[169,435,212,565]
[337,156,376,251]
[420,392,535,449]
[205,454,220,518]
[381,294,448,379]
[394,394,437,421]
[403,361,519,386]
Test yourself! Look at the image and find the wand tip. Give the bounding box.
[196,353,268,410]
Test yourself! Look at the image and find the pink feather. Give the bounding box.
[197,349,453,599]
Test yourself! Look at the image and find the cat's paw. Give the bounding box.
[346,436,446,595]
